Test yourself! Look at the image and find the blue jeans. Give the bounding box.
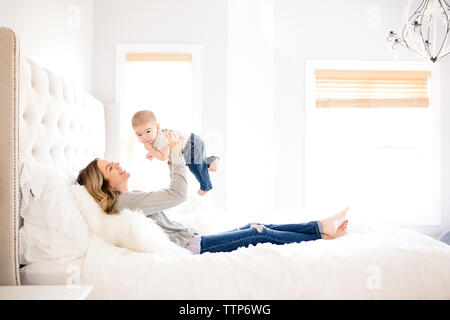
[183,133,218,192]
[199,221,323,254]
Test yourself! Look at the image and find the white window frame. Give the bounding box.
[116,43,204,162]
[305,60,442,226]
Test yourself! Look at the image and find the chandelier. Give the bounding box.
[388,0,450,63]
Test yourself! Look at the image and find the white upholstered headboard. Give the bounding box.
[0,27,106,285]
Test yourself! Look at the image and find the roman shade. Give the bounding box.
[315,69,431,108]
[126,53,192,62]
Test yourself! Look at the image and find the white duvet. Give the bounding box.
[80,199,450,299]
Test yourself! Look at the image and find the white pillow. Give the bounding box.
[69,184,189,254]
[19,162,91,265]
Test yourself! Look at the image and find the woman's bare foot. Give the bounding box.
[208,158,219,172]
[320,207,349,237]
[321,220,348,240]
[197,189,208,196]
[333,220,348,238]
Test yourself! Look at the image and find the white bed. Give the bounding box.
[19,258,85,286]
[82,224,450,299]
[1,27,449,299]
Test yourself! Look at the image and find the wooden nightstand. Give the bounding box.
[0,285,93,300]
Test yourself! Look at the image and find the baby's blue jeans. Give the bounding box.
[183,133,218,192]
[200,221,323,254]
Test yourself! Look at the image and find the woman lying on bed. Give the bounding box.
[76,130,349,254]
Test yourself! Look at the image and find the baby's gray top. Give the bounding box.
[152,129,169,150]
[152,129,189,150]
[112,154,196,247]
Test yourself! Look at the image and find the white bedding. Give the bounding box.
[20,258,85,286]
[81,222,450,300]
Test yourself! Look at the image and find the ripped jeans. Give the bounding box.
[199,221,323,254]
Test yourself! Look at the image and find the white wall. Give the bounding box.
[274,0,409,212]
[227,0,276,213]
[0,0,93,92]
[273,0,450,237]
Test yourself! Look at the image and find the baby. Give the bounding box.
[131,110,219,196]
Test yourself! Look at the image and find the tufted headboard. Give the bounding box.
[0,27,106,285]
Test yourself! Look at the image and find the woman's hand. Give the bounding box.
[163,129,183,156]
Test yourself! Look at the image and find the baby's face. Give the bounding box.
[133,121,159,144]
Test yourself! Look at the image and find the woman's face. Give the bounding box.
[97,159,131,193]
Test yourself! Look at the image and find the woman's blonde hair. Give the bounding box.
[76,158,120,214]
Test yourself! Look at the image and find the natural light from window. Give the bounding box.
[305,61,441,226]
[118,53,198,192]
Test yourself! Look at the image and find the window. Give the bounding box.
[117,45,203,191]
[305,61,441,225]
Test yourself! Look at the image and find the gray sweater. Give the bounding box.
[113,154,196,247]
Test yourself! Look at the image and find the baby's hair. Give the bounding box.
[131,110,157,127]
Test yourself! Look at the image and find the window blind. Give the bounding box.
[315,69,431,108]
[125,53,192,62]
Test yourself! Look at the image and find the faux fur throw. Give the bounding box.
[69,184,190,254]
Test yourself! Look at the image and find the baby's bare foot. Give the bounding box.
[208,158,219,172]
[197,189,208,196]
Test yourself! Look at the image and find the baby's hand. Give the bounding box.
[146,152,154,160]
